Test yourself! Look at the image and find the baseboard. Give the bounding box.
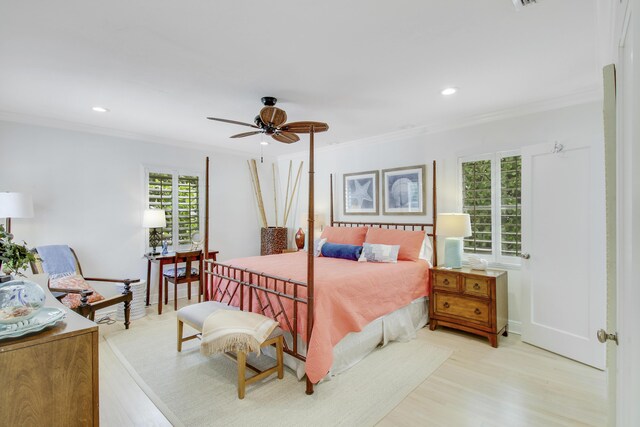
[508,320,522,335]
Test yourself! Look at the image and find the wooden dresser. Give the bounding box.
[429,267,508,347]
[0,274,99,426]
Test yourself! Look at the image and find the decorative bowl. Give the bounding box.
[0,279,46,324]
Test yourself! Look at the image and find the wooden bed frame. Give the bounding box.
[202,135,437,395]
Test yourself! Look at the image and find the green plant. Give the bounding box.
[0,224,36,277]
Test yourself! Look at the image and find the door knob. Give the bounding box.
[521,253,531,259]
[597,329,618,345]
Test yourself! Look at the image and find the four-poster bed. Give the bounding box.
[202,132,438,395]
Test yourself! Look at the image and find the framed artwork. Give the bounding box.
[343,170,379,215]
[382,164,426,215]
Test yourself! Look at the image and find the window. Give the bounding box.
[459,152,521,265]
[146,169,201,250]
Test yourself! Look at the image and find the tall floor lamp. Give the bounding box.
[0,192,34,235]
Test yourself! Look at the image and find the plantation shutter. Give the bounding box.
[148,172,173,246]
[500,155,522,257]
[462,160,493,254]
[177,175,200,245]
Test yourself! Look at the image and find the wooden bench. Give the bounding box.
[177,301,284,399]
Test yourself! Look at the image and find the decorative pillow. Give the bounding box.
[320,242,363,261]
[50,274,105,309]
[419,235,434,265]
[358,243,400,263]
[364,228,425,262]
[320,226,368,246]
[313,238,327,257]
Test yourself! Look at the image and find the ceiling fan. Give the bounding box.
[207,96,329,144]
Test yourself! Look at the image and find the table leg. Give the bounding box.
[146,259,152,306]
[158,260,164,315]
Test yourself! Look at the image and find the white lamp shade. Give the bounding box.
[437,213,472,237]
[0,192,34,218]
[142,209,166,228]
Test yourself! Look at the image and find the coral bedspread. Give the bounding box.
[215,251,430,383]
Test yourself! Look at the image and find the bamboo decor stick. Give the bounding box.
[282,160,292,226]
[272,163,278,227]
[283,161,304,226]
[247,160,268,228]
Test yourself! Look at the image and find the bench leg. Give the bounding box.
[237,351,247,399]
[276,336,284,379]
[177,319,184,352]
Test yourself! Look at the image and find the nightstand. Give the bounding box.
[429,267,508,347]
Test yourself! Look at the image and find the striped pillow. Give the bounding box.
[358,243,400,263]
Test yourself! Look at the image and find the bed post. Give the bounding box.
[432,160,437,267]
[330,173,334,227]
[205,156,213,301]
[306,126,316,395]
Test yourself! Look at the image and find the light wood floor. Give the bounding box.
[98,300,607,427]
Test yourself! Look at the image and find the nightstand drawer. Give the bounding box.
[433,272,459,292]
[433,293,490,326]
[462,277,491,298]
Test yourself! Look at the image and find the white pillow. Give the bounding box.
[313,238,327,257]
[358,243,400,263]
[419,235,434,266]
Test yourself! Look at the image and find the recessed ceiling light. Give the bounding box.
[260,140,269,146]
[92,106,110,113]
[441,87,458,96]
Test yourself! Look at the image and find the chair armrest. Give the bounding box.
[83,277,139,295]
[48,287,93,306]
[83,277,141,284]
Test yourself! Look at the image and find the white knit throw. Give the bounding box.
[200,310,278,356]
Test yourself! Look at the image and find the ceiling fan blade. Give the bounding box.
[230,131,263,138]
[280,121,329,133]
[272,131,300,144]
[207,117,259,129]
[260,107,288,127]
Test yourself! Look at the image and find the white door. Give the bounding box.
[521,141,606,369]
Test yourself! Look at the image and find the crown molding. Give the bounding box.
[278,85,603,160]
[0,110,255,158]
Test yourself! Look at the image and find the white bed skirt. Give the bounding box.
[263,296,429,381]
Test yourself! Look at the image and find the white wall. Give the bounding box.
[0,120,274,305]
[278,101,605,333]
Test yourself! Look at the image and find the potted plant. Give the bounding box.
[0,224,35,278]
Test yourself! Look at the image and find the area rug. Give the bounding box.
[105,313,452,427]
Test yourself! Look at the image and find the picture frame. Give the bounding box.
[382,164,427,215]
[343,170,379,215]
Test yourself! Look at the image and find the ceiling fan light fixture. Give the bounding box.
[441,87,458,96]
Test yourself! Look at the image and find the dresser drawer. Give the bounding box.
[433,292,490,326]
[433,271,459,292]
[462,277,491,298]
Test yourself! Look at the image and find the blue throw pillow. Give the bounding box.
[321,242,363,261]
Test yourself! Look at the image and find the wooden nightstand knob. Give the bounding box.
[443,302,450,309]
[474,308,481,315]
[473,283,481,290]
[443,279,450,285]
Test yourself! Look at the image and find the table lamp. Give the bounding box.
[143,209,166,255]
[0,192,34,234]
[437,213,472,269]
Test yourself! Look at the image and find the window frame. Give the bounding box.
[458,150,522,268]
[144,165,204,253]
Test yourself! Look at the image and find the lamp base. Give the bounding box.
[443,237,463,269]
